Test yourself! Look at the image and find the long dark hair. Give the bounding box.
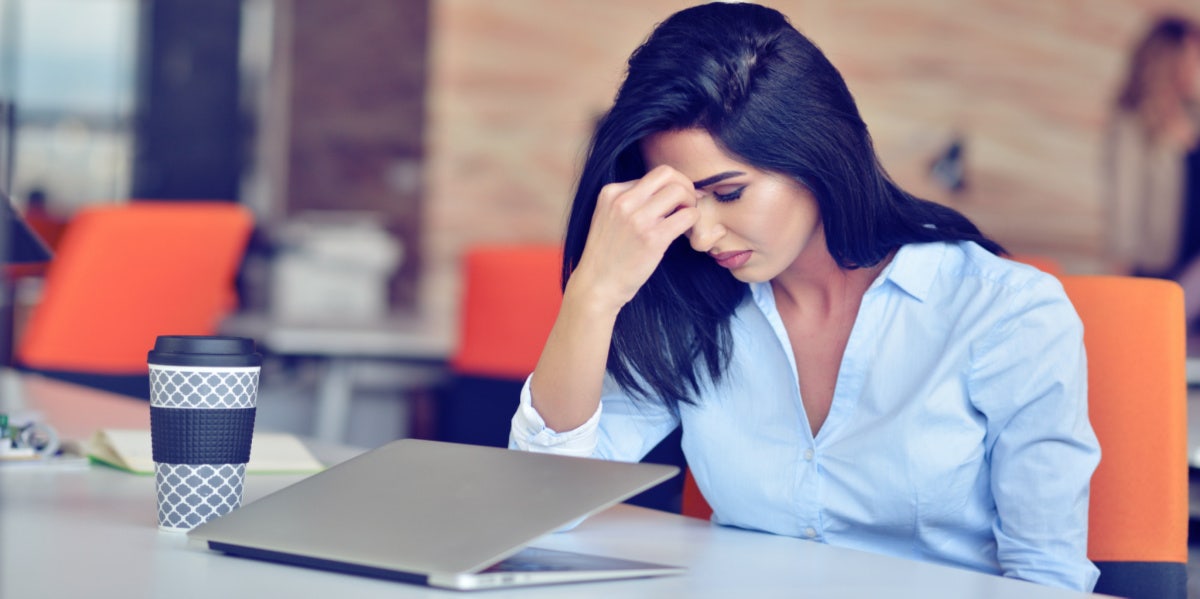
[563,2,1002,407]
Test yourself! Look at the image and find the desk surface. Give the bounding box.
[1,372,1110,598]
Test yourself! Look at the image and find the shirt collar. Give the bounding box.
[749,242,946,307]
[873,242,945,302]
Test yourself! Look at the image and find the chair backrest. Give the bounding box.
[1060,274,1188,598]
[449,244,563,379]
[437,244,563,448]
[681,469,712,520]
[15,201,253,374]
[1008,253,1063,276]
[681,275,1188,597]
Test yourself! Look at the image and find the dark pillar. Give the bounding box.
[131,0,241,200]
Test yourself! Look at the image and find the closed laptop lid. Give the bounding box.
[188,439,679,576]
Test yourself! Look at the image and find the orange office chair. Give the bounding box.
[681,469,712,521]
[1061,275,1188,599]
[437,243,688,511]
[449,244,564,380]
[14,201,253,398]
[1008,253,1063,277]
[681,275,1188,598]
[436,243,564,447]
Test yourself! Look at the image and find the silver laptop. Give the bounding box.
[187,439,684,590]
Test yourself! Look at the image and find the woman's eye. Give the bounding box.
[713,187,745,202]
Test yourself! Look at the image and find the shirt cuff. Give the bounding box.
[508,376,601,457]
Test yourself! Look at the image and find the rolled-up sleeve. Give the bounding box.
[509,376,602,457]
[509,373,680,463]
[968,276,1101,592]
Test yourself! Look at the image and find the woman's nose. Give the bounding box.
[686,201,725,253]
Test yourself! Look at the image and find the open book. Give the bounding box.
[88,429,325,475]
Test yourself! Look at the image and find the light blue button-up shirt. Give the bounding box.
[511,241,1100,592]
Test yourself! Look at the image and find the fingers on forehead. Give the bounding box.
[643,164,692,187]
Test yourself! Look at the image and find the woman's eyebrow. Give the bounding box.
[692,171,745,189]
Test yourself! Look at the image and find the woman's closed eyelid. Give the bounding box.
[712,186,745,202]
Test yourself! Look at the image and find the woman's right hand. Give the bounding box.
[569,165,700,314]
[529,165,698,432]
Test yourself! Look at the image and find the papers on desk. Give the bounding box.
[87,429,326,475]
[0,440,90,470]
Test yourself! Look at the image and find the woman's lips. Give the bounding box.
[711,250,751,269]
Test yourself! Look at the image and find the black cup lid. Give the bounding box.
[147,335,262,367]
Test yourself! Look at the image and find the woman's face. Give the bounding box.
[640,128,824,283]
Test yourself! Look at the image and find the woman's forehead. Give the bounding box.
[640,129,751,173]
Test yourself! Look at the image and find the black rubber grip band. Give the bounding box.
[150,407,257,464]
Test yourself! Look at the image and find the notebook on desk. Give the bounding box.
[187,438,684,591]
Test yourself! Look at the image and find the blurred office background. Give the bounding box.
[1,0,1199,485]
[5,2,1200,589]
[2,0,1196,330]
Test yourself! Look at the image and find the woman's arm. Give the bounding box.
[529,165,699,432]
[510,371,681,461]
[967,276,1100,592]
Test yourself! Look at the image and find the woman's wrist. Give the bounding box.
[562,271,630,322]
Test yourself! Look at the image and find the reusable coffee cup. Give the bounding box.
[148,335,262,532]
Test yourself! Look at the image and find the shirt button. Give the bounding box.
[805,527,817,538]
[803,449,814,461]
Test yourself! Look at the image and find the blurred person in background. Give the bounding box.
[1105,15,1200,322]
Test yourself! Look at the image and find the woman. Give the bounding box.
[1106,15,1200,319]
[510,3,1098,592]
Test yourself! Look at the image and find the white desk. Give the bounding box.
[1,371,1112,598]
[220,312,453,444]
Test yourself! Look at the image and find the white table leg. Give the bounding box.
[313,359,353,443]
